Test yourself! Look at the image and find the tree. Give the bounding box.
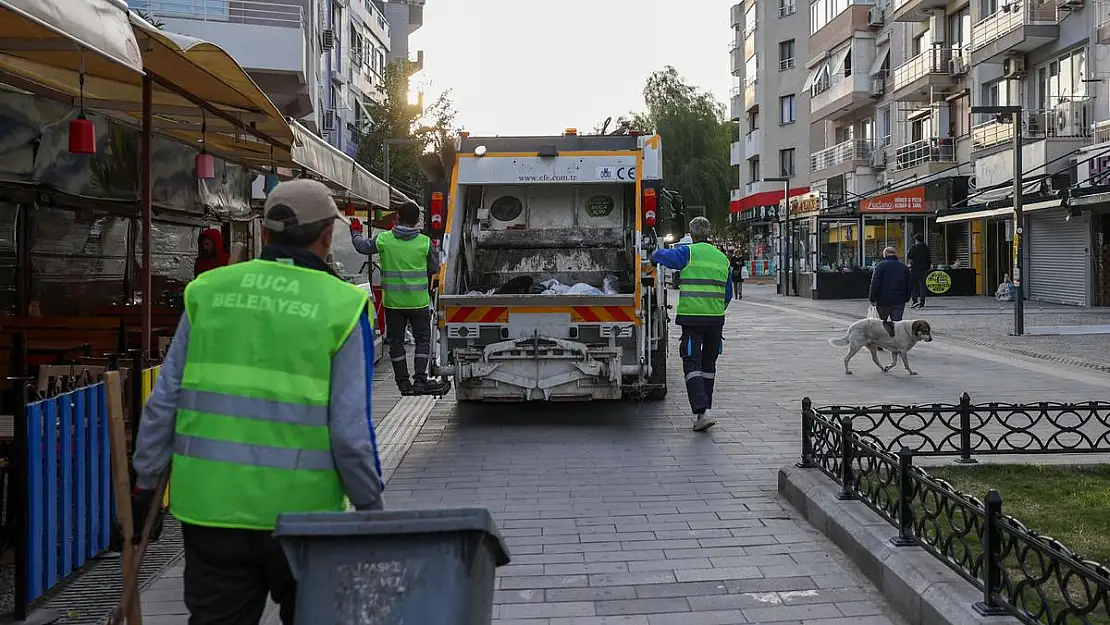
[357,61,460,202]
[627,66,734,233]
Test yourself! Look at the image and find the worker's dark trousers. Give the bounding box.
[385,306,432,389]
[910,270,928,304]
[182,523,295,625]
[679,323,724,415]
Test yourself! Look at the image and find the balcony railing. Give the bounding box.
[971,99,1093,150]
[744,79,759,110]
[779,58,796,71]
[745,128,763,155]
[811,139,876,172]
[136,0,304,28]
[811,74,869,115]
[893,138,956,170]
[892,47,953,90]
[779,2,797,16]
[970,0,1059,51]
[364,0,390,37]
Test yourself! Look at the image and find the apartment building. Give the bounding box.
[130,0,424,158]
[750,0,1110,304]
[729,0,813,277]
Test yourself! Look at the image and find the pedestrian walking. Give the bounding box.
[869,245,912,337]
[651,217,733,432]
[730,255,745,300]
[907,234,931,308]
[350,201,448,395]
[131,179,385,625]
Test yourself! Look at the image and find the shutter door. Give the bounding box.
[1027,211,1090,306]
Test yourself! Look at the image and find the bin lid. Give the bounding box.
[274,507,510,566]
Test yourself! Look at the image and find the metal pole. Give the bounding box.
[1011,109,1024,336]
[383,143,391,192]
[141,74,153,358]
[784,181,791,296]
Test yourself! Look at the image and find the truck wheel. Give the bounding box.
[644,339,668,401]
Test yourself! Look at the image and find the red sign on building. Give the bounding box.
[860,187,926,213]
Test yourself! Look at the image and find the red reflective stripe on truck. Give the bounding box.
[448,307,475,323]
[480,308,504,323]
[573,307,600,322]
[605,306,635,322]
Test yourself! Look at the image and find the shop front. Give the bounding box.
[775,192,821,297]
[737,204,780,278]
[810,181,976,299]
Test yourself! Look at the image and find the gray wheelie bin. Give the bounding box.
[274,508,511,624]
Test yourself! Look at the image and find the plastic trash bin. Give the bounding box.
[274,507,511,625]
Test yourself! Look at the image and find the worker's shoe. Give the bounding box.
[397,381,415,396]
[692,411,716,432]
[413,378,452,396]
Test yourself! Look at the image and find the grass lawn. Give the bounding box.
[929,463,1110,566]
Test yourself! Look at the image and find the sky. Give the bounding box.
[408,0,735,136]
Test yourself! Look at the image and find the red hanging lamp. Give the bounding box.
[68,52,96,155]
[195,109,215,179]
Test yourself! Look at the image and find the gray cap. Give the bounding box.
[263,179,350,232]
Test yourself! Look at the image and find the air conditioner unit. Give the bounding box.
[322,29,335,50]
[1055,100,1089,136]
[871,150,888,169]
[870,78,885,97]
[867,7,884,26]
[948,57,968,76]
[1003,56,1026,78]
[323,110,337,132]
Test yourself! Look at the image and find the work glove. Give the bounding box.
[131,486,158,543]
[350,218,363,235]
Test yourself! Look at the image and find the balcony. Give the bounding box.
[731,3,744,27]
[745,33,756,60]
[972,100,1092,152]
[891,47,957,101]
[811,139,877,179]
[730,86,744,120]
[140,0,313,117]
[744,79,759,112]
[969,0,1059,66]
[810,4,871,62]
[730,42,744,76]
[745,128,763,157]
[891,138,956,180]
[731,141,744,166]
[891,0,950,22]
[811,73,874,123]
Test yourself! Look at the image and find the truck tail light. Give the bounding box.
[430,191,445,230]
[643,188,657,228]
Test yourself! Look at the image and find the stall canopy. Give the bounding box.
[935,198,1061,223]
[0,6,292,172]
[291,120,413,209]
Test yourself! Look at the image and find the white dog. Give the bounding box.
[829,319,933,376]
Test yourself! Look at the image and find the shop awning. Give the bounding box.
[0,10,293,171]
[734,186,811,213]
[935,198,1061,224]
[0,0,143,77]
[291,120,401,209]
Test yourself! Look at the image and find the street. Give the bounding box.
[377,284,1110,624]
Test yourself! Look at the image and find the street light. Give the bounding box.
[971,105,1024,336]
[764,176,791,296]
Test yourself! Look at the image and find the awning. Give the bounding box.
[831,46,852,76]
[0,10,293,171]
[935,198,1061,224]
[869,46,889,76]
[290,120,398,209]
[0,0,143,76]
[735,186,811,212]
[802,65,823,91]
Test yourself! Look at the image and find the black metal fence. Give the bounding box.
[799,396,1110,625]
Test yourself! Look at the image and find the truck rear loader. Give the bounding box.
[422,130,670,402]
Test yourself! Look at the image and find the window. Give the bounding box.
[911,32,930,57]
[985,80,1008,107]
[749,111,760,132]
[749,158,761,183]
[745,56,758,82]
[1036,48,1087,110]
[879,106,891,145]
[779,0,796,16]
[948,8,970,53]
[745,5,757,35]
[950,95,970,137]
[819,219,861,270]
[779,40,796,71]
[780,148,796,177]
[810,0,854,34]
[780,94,796,124]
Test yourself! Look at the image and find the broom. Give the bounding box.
[108,474,169,625]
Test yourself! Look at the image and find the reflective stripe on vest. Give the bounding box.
[172,260,372,530]
[377,231,431,309]
[676,243,729,317]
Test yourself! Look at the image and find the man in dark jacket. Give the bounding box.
[870,246,911,337]
[906,234,931,308]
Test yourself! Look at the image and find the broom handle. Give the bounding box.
[108,475,169,625]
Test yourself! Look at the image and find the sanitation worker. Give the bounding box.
[131,179,385,625]
[349,201,448,395]
[651,216,733,432]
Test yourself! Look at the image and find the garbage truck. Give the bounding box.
[419,130,670,402]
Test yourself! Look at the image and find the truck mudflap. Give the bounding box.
[453,334,624,401]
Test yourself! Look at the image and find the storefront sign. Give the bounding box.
[783,192,821,216]
[860,187,926,213]
[925,270,952,294]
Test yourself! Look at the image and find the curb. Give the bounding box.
[777,465,1020,625]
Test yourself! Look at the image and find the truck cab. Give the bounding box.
[425,131,669,402]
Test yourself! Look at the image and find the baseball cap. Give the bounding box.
[263,179,351,232]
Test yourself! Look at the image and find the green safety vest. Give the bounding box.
[377,231,432,310]
[677,242,730,317]
[170,259,371,530]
